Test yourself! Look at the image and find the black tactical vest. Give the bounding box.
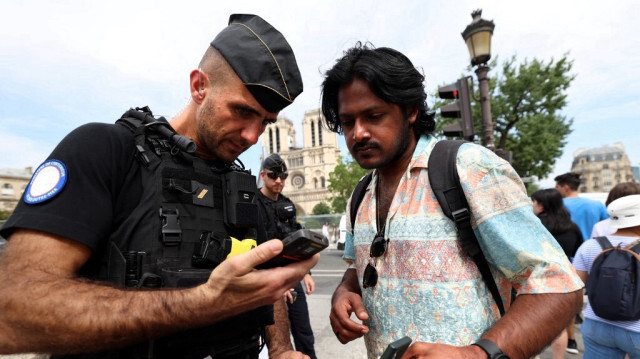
[67,107,273,358]
[256,191,301,240]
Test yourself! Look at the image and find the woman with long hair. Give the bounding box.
[532,188,583,358]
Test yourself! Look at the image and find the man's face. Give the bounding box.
[261,170,287,195]
[337,77,416,170]
[555,183,568,197]
[195,74,278,162]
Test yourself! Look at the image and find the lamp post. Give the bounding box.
[462,9,495,151]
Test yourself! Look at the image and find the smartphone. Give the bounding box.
[380,336,412,359]
[258,229,328,268]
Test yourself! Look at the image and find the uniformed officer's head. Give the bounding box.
[260,153,288,197]
[173,14,303,163]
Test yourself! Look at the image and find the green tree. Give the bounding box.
[0,210,11,221]
[434,54,575,188]
[327,155,370,213]
[312,202,331,215]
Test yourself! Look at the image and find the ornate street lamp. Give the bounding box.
[461,10,497,151]
[462,9,495,66]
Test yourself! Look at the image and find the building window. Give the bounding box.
[318,120,323,146]
[603,164,609,169]
[2,183,13,196]
[289,157,304,168]
[314,178,318,189]
[321,177,325,188]
[311,122,316,147]
[276,128,281,152]
[269,129,273,154]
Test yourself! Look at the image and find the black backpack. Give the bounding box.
[350,140,505,316]
[587,236,640,321]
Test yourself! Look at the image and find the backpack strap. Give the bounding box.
[428,140,505,316]
[594,236,613,250]
[350,172,373,230]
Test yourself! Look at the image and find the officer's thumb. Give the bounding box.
[245,239,283,268]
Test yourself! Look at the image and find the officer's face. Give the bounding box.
[261,170,286,195]
[338,77,417,171]
[195,73,278,162]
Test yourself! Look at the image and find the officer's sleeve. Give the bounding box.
[0,123,136,252]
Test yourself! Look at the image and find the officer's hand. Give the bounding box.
[400,342,486,358]
[303,274,315,295]
[204,240,318,318]
[272,350,310,359]
[329,290,369,344]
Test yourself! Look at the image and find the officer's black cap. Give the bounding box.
[211,14,303,113]
[262,153,287,173]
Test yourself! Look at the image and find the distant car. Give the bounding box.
[338,214,346,250]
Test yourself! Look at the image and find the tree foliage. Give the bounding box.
[433,54,575,185]
[312,201,332,215]
[327,155,370,213]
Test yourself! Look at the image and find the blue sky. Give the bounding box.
[1,0,638,189]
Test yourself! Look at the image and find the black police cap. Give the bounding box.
[262,153,287,173]
[211,14,303,113]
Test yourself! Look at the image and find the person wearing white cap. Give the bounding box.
[573,194,640,358]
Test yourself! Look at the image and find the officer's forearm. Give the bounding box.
[0,231,298,355]
[265,297,294,357]
[0,267,219,354]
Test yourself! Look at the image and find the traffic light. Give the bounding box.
[438,77,474,141]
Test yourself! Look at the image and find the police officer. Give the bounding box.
[0,14,316,359]
[255,154,317,359]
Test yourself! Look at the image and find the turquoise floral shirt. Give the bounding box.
[343,135,583,358]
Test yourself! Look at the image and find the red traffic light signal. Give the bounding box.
[438,77,474,141]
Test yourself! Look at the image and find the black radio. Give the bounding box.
[259,229,328,268]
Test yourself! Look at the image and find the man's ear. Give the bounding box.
[407,106,418,125]
[189,69,208,104]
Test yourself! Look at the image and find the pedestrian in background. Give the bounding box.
[555,171,609,353]
[532,188,584,358]
[591,182,640,238]
[573,195,640,358]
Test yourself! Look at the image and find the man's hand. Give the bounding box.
[400,342,485,359]
[204,239,319,320]
[303,273,315,294]
[284,289,296,304]
[330,290,369,344]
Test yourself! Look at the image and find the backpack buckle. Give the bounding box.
[451,208,470,224]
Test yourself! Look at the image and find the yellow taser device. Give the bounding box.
[226,237,257,258]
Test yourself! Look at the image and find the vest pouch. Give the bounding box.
[161,267,211,288]
[222,171,259,228]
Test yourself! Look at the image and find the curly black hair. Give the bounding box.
[320,42,435,137]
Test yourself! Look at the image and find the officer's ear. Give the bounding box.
[190,69,209,104]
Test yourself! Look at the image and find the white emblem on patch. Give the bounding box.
[24,160,68,204]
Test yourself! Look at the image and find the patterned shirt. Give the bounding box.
[343,135,584,358]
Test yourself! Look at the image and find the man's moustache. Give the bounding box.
[351,142,380,152]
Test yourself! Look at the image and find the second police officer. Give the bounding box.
[255,154,318,359]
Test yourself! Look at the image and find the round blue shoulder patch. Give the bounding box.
[24,160,68,204]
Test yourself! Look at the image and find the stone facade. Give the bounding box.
[571,142,637,193]
[0,167,32,212]
[260,109,341,215]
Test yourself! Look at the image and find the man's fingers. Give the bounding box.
[233,239,283,273]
